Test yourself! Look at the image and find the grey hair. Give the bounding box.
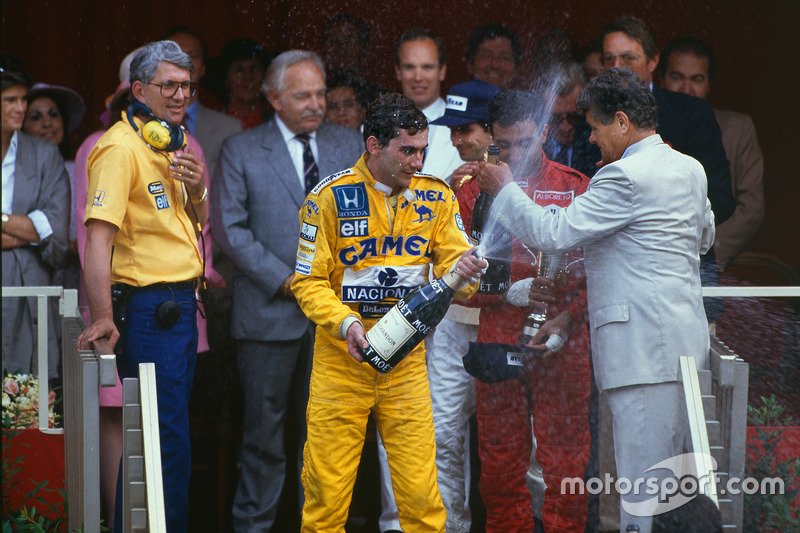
[537,62,587,98]
[129,40,193,84]
[263,50,325,96]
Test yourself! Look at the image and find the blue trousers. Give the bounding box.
[113,286,198,533]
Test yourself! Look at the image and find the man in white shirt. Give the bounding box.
[394,28,463,183]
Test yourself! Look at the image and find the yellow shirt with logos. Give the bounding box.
[85,112,202,287]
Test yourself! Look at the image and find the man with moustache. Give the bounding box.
[78,41,207,532]
[210,50,362,532]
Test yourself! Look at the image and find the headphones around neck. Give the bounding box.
[127,99,186,152]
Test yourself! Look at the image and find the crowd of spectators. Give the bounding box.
[1,13,759,533]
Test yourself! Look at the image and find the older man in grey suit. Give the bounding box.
[477,68,714,533]
[210,50,362,532]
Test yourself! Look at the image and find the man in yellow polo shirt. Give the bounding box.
[77,41,206,533]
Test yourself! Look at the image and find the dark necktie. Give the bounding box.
[554,145,570,166]
[296,134,319,195]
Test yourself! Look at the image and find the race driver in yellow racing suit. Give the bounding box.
[291,93,485,533]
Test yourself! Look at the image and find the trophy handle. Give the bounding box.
[564,257,584,274]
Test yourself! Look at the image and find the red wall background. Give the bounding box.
[3,0,799,268]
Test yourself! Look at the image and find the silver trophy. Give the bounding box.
[518,251,571,349]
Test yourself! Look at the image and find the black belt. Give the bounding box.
[112,279,197,293]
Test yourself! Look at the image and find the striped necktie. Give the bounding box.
[296,133,319,195]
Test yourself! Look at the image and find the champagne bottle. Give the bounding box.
[470,145,510,294]
[360,268,468,373]
[518,307,548,354]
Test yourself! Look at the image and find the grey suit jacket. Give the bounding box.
[210,119,363,341]
[194,103,242,179]
[2,132,70,378]
[495,134,714,392]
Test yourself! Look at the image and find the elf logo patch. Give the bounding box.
[148,182,165,194]
[340,218,368,237]
[155,194,169,210]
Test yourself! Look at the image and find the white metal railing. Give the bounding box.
[708,338,750,531]
[679,355,719,504]
[2,285,166,532]
[702,286,800,298]
[122,365,166,532]
[1,285,66,434]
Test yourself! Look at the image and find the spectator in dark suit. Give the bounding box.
[658,36,764,269]
[537,62,601,178]
[601,18,734,227]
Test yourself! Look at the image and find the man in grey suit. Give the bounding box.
[477,68,715,533]
[210,50,362,532]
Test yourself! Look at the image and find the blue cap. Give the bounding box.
[430,79,501,127]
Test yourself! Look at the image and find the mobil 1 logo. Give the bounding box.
[340,218,368,237]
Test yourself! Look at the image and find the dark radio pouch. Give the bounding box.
[156,300,181,329]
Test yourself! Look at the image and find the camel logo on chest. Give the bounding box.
[412,203,436,223]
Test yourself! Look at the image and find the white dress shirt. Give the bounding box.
[275,115,319,188]
[420,98,464,183]
[2,131,53,241]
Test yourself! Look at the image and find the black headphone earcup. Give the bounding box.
[165,123,186,152]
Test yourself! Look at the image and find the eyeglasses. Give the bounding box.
[550,112,580,126]
[147,80,197,98]
[602,52,643,66]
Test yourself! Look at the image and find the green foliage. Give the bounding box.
[744,395,800,532]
